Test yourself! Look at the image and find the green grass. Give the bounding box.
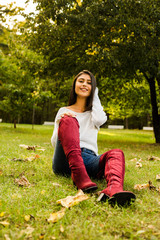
[0,123,160,240]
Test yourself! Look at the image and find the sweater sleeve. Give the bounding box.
[51,108,65,147]
[91,87,107,128]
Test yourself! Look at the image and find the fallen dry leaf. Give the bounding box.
[147,225,155,230]
[136,230,146,235]
[11,154,40,162]
[52,183,62,187]
[47,209,66,223]
[134,183,149,190]
[19,144,36,150]
[25,156,37,161]
[60,225,64,233]
[4,234,11,240]
[19,144,45,152]
[57,189,89,208]
[156,187,160,193]
[11,158,25,162]
[148,156,160,161]
[0,220,10,227]
[134,181,156,191]
[130,158,138,162]
[15,175,30,187]
[136,162,142,168]
[19,226,35,237]
[156,174,160,181]
[11,194,22,199]
[39,233,45,239]
[36,148,45,152]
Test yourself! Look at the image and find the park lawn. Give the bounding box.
[0,123,160,240]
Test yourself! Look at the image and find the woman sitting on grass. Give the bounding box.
[51,70,136,206]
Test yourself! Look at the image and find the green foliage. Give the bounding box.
[1,0,160,138]
[0,24,56,126]
[99,75,152,120]
[25,0,160,141]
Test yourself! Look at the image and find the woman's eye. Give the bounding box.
[87,82,91,85]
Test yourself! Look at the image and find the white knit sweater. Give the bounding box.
[51,88,107,155]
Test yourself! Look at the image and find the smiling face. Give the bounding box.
[69,70,97,111]
[75,73,92,98]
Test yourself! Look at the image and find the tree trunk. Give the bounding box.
[125,117,128,129]
[156,74,160,94]
[32,103,35,130]
[14,119,16,129]
[147,77,160,143]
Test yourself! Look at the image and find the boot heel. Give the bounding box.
[108,192,136,207]
[97,193,109,202]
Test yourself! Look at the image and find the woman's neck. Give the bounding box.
[68,97,87,113]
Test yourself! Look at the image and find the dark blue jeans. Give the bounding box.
[52,139,101,178]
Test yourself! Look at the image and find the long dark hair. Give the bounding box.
[69,70,97,111]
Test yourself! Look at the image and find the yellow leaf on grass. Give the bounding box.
[47,209,65,223]
[57,189,89,208]
[0,212,5,217]
[0,221,10,227]
[0,169,3,175]
[24,215,31,221]
[41,190,46,195]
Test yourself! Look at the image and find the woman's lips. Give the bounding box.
[80,88,88,91]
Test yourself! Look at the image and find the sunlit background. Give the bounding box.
[1,0,37,28]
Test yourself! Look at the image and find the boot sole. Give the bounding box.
[97,192,136,207]
[83,185,98,193]
[109,192,136,207]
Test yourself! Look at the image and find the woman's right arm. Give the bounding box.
[51,108,76,147]
[51,108,64,147]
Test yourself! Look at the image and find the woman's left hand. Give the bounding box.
[61,112,76,118]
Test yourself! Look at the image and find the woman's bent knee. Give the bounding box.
[59,116,79,127]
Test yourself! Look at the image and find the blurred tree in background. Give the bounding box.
[0,0,160,142]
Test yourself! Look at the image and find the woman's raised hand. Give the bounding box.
[61,112,76,118]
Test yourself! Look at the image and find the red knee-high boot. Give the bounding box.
[58,116,97,193]
[97,149,136,206]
